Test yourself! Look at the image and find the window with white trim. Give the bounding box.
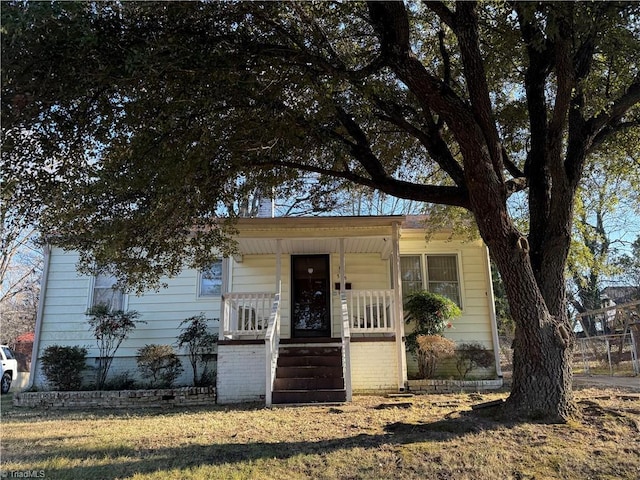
[92,274,125,310]
[198,260,223,297]
[400,255,423,298]
[426,255,461,307]
[400,254,462,307]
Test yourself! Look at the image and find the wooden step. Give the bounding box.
[279,346,342,357]
[275,365,343,379]
[279,338,339,345]
[272,389,347,404]
[274,376,344,391]
[277,355,342,367]
[272,344,346,405]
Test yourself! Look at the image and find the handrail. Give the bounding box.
[340,292,352,401]
[264,291,281,407]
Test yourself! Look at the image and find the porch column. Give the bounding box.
[275,239,282,294]
[391,221,407,390]
[340,237,352,401]
[339,238,346,291]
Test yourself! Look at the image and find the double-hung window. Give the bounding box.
[426,255,461,307]
[400,254,462,308]
[198,260,223,297]
[91,274,125,310]
[400,256,423,298]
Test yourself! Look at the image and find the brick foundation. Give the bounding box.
[408,378,503,394]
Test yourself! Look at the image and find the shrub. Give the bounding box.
[86,304,144,389]
[455,343,495,380]
[404,291,461,355]
[40,345,87,391]
[136,344,183,388]
[103,371,138,390]
[416,335,456,379]
[176,314,218,386]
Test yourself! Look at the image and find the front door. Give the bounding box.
[291,254,331,337]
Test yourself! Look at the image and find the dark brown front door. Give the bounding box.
[291,255,331,337]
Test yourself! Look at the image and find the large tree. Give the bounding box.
[2,1,639,421]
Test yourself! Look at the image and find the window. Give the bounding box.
[400,256,423,299]
[426,255,461,307]
[2,346,15,360]
[92,274,125,310]
[199,260,223,297]
[400,254,462,307]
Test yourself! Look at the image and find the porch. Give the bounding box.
[215,216,408,406]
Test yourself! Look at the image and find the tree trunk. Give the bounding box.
[485,232,575,422]
[462,148,576,422]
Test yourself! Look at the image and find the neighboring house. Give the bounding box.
[601,286,640,306]
[12,331,34,372]
[30,216,501,405]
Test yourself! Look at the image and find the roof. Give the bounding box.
[233,215,406,257]
[15,332,35,343]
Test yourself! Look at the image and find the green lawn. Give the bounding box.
[1,389,639,480]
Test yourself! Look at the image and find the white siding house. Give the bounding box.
[30,216,501,404]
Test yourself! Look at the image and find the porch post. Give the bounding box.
[391,222,407,391]
[220,257,231,338]
[339,238,346,291]
[483,246,503,377]
[339,237,352,401]
[275,239,282,294]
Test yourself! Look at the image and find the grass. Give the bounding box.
[1,388,639,480]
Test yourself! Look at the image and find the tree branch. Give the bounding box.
[254,158,470,208]
[333,106,389,181]
[367,2,480,141]
[455,2,504,177]
[425,1,457,31]
[585,75,640,140]
[371,96,465,186]
[588,118,640,153]
[502,145,525,179]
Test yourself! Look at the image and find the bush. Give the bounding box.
[40,345,87,391]
[405,291,461,355]
[136,344,183,388]
[455,343,495,380]
[103,371,138,390]
[416,335,456,379]
[86,305,144,389]
[176,314,218,387]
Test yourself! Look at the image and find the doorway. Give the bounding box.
[291,255,331,338]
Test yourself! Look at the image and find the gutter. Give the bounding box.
[484,246,503,377]
[27,243,51,390]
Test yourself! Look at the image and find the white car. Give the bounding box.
[1,345,18,394]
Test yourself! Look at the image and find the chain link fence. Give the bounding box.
[573,332,639,376]
[572,300,640,376]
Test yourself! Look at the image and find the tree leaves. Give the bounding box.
[2,1,639,293]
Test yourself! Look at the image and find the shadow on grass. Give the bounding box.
[2,397,265,422]
[8,410,512,480]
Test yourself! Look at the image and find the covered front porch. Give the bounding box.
[216,216,408,406]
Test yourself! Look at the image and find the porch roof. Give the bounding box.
[233,215,406,256]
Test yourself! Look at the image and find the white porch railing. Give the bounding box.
[345,290,396,333]
[340,293,353,401]
[222,292,275,338]
[264,292,282,407]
